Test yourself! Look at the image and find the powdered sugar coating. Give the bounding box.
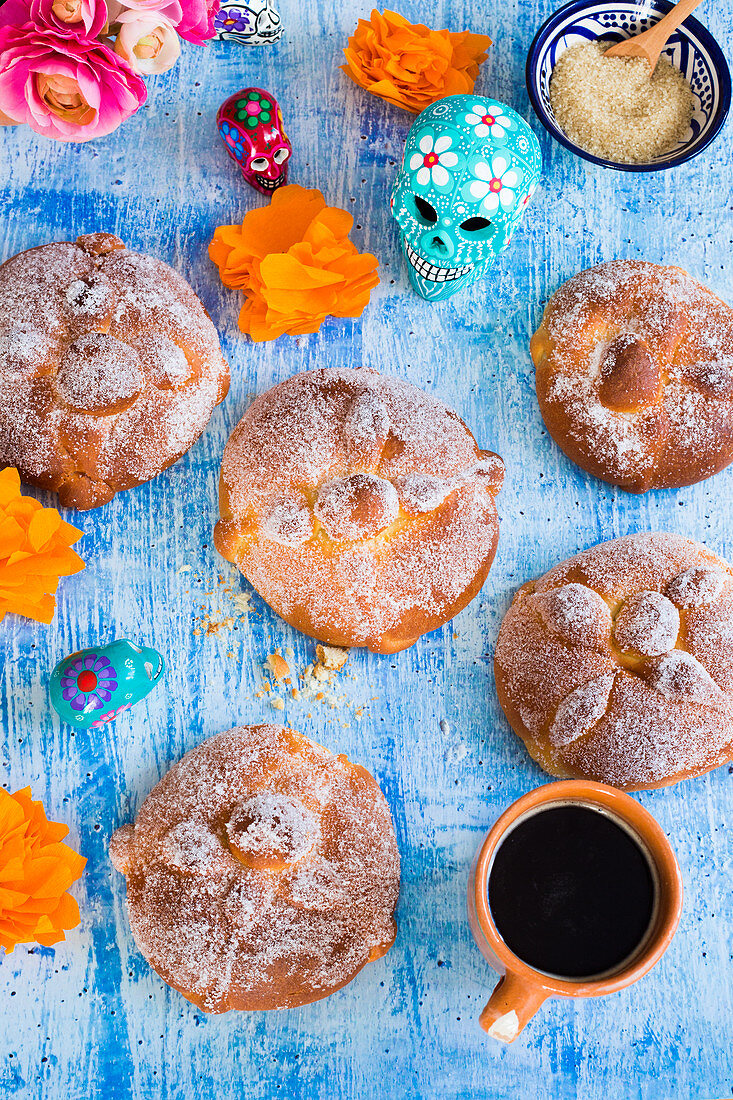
[644,651,724,706]
[343,391,391,460]
[55,332,144,413]
[315,473,400,541]
[161,821,236,876]
[666,566,726,608]
[0,322,57,377]
[495,533,733,790]
[533,261,733,492]
[214,367,504,653]
[535,582,612,647]
[261,497,314,547]
[613,590,680,656]
[110,724,400,1012]
[549,671,616,747]
[226,792,319,868]
[0,234,229,509]
[392,473,450,514]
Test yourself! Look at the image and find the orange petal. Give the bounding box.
[0,515,25,559]
[215,186,378,343]
[27,509,62,552]
[238,185,326,256]
[0,789,85,951]
[0,470,85,623]
[341,8,491,112]
[0,466,21,505]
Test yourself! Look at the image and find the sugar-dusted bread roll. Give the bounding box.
[214,366,504,653]
[495,533,733,791]
[0,232,229,509]
[110,724,400,1012]
[532,261,733,492]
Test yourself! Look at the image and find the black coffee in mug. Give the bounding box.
[487,803,656,980]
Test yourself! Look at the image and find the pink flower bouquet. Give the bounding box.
[0,0,218,140]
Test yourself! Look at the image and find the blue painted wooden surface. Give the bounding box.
[1,1,733,1097]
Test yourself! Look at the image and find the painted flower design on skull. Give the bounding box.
[409,132,459,190]
[464,154,522,214]
[214,6,253,33]
[60,653,118,712]
[219,120,245,161]
[522,181,537,208]
[464,102,514,142]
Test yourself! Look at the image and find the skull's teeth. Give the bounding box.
[255,174,284,190]
[404,242,472,282]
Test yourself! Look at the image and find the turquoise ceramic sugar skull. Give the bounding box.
[391,95,542,301]
[49,639,164,729]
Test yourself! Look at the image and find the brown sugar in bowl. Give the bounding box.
[0,233,229,509]
[532,260,733,493]
[213,366,505,653]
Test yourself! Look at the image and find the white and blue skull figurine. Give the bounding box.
[391,95,542,302]
[213,0,283,44]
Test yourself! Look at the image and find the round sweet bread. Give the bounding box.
[109,724,400,1012]
[0,232,229,509]
[494,533,733,791]
[532,260,733,492]
[214,366,505,653]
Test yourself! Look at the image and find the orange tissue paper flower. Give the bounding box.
[0,787,86,953]
[341,8,492,114]
[208,184,380,342]
[0,466,85,624]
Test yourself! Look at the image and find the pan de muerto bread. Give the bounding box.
[494,533,733,791]
[109,723,400,1012]
[214,366,505,653]
[0,232,229,509]
[532,261,733,492]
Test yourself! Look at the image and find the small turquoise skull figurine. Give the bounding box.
[391,95,542,301]
[50,640,164,730]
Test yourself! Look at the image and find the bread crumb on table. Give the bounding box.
[316,644,350,672]
[255,644,369,715]
[266,652,291,681]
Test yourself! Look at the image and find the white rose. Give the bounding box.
[113,11,181,75]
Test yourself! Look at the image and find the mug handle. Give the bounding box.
[479,972,548,1042]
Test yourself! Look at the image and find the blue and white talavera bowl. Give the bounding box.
[526,0,731,171]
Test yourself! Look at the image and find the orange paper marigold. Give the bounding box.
[0,466,85,624]
[0,787,86,952]
[208,184,380,342]
[341,8,491,114]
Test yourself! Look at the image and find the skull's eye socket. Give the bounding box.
[460,216,492,231]
[273,147,289,164]
[412,195,438,224]
[251,157,269,171]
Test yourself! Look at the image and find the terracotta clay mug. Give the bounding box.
[468,780,683,1042]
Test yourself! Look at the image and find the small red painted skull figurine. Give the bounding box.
[217,87,292,194]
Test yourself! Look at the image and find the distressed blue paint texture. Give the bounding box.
[1,1,732,1097]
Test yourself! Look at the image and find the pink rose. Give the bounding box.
[0,0,108,39]
[175,0,218,45]
[107,0,183,27]
[108,0,218,45]
[114,10,180,74]
[0,22,147,140]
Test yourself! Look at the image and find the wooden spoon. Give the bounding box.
[604,0,704,70]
